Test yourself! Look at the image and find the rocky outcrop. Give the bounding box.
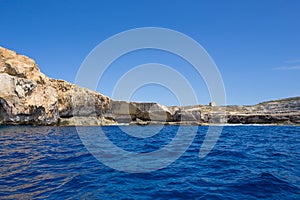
[109,98,300,125]
[0,46,113,125]
[223,97,300,124]
[0,46,299,126]
[0,47,58,125]
[111,101,174,123]
[170,97,300,125]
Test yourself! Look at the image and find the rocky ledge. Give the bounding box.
[0,46,299,126]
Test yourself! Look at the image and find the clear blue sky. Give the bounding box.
[1,0,299,106]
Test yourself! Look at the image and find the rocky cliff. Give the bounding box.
[0,46,112,125]
[0,46,299,125]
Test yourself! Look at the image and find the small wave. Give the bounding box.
[227,172,300,198]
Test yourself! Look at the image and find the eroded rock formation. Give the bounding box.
[0,46,299,125]
[0,46,112,125]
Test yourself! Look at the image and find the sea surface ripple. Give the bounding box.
[0,125,299,199]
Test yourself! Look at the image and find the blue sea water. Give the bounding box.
[0,125,299,199]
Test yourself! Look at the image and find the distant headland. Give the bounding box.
[0,46,299,126]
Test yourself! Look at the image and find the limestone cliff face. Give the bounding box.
[0,46,299,125]
[0,46,112,125]
[224,97,300,124]
[109,98,300,125]
[172,98,300,125]
[111,101,174,123]
[0,47,58,124]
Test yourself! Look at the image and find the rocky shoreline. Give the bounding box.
[0,46,299,126]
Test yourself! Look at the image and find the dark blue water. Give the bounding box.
[0,125,299,199]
